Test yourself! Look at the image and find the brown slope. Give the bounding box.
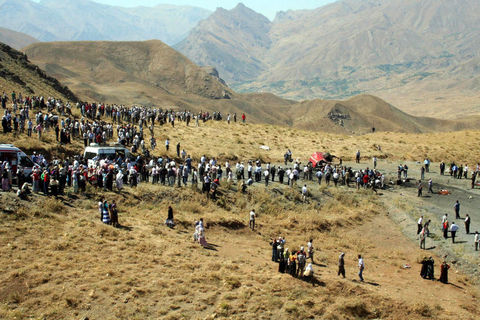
[22,40,480,133]
[0,27,38,50]
[291,94,480,134]
[23,40,294,125]
[0,42,77,101]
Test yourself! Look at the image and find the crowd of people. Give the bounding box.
[2,91,479,287]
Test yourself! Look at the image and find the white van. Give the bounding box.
[83,143,130,167]
[0,144,37,180]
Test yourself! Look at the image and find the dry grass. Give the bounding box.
[0,176,478,319]
[1,113,480,319]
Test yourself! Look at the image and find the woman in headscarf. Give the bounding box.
[440,257,450,284]
[102,200,111,224]
[116,169,124,190]
[1,162,10,191]
[198,218,207,247]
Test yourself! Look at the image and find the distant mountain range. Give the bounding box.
[0,0,211,45]
[177,0,480,118]
[2,0,479,118]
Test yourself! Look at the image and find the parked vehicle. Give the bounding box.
[83,143,131,167]
[0,144,37,181]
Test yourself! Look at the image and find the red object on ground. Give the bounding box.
[309,152,325,167]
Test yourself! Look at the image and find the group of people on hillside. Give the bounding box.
[420,256,451,284]
[270,237,316,281]
[98,197,119,227]
[269,236,366,283]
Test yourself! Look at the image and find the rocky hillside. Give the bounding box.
[175,3,271,83]
[0,27,38,50]
[177,0,480,118]
[0,42,77,101]
[0,0,211,45]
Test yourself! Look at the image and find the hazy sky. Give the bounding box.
[35,0,337,20]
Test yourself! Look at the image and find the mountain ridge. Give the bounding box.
[0,0,211,45]
[177,0,480,118]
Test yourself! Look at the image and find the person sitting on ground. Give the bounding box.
[303,263,314,283]
[16,182,30,200]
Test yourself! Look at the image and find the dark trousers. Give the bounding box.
[451,231,456,243]
[249,219,255,231]
[417,224,422,234]
[338,266,345,278]
[465,223,470,234]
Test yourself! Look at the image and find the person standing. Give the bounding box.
[474,231,479,251]
[241,113,246,123]
[419,227,426,250]
[165,205,174,228]
[338,252,346,278]
[372,156,377,169]
[443,218,449,239]
[417,216,423,235]
[454,200,460,219]
[465,214,471,234]
[307,239,314,264]
[439,258,450,284]
[165,138,169,151]
[358,254,365,282]
[176,142,181,157]
[440,162,445,175]
[420,166,425,180]
[302,184,307,202]
[296,247,307,278]
[450,222,459,243]
[417,180,423,197]
[264,169,270,187]
[355,150,360,164]
[249,209,255,231]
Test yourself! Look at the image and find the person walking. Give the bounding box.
[358,254,365,282]
[450,222,459,243]
[465,214,471,234]
[417,216,423,235]
[428,178,434,193]
[417,180,423,197]
[249,209,255,231]
[338,252,346,278]
[454,200,460,219]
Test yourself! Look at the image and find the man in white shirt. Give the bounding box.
[302,184,308,202]
[249,209,255,231]
[264,169,270,186]
[417,216,423,235]
[450,222,459,243]
[358,255,365,281]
